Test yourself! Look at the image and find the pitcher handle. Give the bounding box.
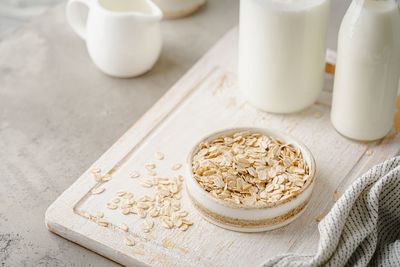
[66,0,91,40]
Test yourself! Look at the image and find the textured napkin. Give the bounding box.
[263,156,400,267]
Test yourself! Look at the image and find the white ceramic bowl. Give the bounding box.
[152,0,206,18]
[186,127,316,232]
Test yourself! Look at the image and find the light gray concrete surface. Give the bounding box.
[0,1,351,266]
[0,0,64,40]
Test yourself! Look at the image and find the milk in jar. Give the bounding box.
[331,0,400,141]
[239,0,330,113]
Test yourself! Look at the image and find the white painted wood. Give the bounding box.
[45,27,400,267]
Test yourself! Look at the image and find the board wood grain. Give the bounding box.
[45,27,400,267]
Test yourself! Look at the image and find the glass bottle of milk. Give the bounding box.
[239,0,330,114]
[331,0,400,141]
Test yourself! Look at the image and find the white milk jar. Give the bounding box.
[331,0,400,141]
[239,0,330,114]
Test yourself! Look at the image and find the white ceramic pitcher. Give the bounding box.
[67,0,163,77]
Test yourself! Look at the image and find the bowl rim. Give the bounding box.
[186,127,316,210]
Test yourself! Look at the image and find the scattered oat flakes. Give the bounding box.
[140,182,153,188]
[130,207,138,214]
[137,202,150,210]
[102,174,112,182]
[334,190,341,202]
[124,237,135,246]
[122,198,134,206]
[91,187,105,195]
[121,223,129,232]
[366,150,373,156]
[179,224,189,231]
[177,210,188,217]
[138,209,147,218]
[170,184,179,194]
[316,214,326,222]
[145,163,156,170]
[161,217,173,229]
[123,192,133,199]
[91,168,101,174]
[147,170,157,176]
[121,203,130,210]
[138,195,154,202]
[175,218,183,227]
[116,191,127,197]
[148,207,159,217]
[182,219,193,226]
[106,202,118,210]
[90,168,103,182]
[97,219,109,227]
[172,163,182,171]
[121,208,131,215]
[155,152,164,160]
[130,171,140,178]
[96,171,194,232]
[145,219,154,229]
[96,211,104,218]
[314,111,323,119]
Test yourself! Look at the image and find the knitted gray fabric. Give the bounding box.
[263,156,400,267]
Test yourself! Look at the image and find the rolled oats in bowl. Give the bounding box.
[192,131,310,206]
[186,127,316,232]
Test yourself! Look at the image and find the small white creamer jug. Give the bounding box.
[67,0,163,77]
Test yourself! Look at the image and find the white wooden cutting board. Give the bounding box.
[45,27,400,267]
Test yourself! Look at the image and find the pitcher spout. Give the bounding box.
[142,0,163,21]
